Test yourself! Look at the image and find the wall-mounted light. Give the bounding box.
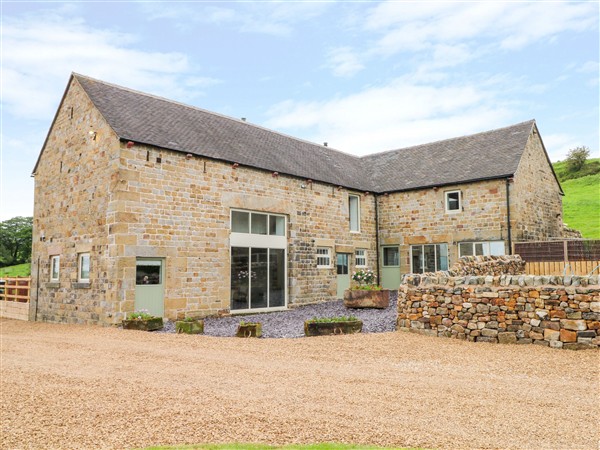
[186,153,193,160]
[272,171,279,177]
[301,184,306,189]
[127,141,135,148]
[88,131,97,141]
[232,163,239,169]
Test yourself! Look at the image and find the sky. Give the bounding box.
[1,0,598,220]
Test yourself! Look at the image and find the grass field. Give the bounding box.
[0,262,31,277]
[553,157,600,239]
[560,173,600,238]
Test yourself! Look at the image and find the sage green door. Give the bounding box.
[135,258,165,317]
[381,246,401,289]
[336,253,351,298]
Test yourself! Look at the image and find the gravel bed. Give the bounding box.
[159,290,398,338]
[2,317,598,450]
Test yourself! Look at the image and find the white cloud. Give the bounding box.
[1,15,219,121]
[325,47,365,77]
[265,77,514,155]
[139,2,331,37]
[365,1,597,54]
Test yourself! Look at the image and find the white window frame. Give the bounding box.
[349,194,360,233]
[230,209,287,248]
[50,255,60,282]
[410,244,448,274]
[355,249,367,267]
[445,190,462,213]
[316,247,332,268]
[458,241,506,257]
[78,253,90,283]
[230,209,288,314]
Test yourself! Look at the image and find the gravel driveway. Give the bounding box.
[1,317,598,450]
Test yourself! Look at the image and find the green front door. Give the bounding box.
[336,253,351,298]
[135,258,165,317]
[381,246,401,289]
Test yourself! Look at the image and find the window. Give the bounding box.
[136,260,162,285]
[445,190,461,213]
[355,249,366,267]
[231,210,285,236]
[382,247,399,267]
[78,253,90,283]
[349,194,360,232]
[316,247,331,268]
[459,241,506,257]
[50,255,60,282]
[411,244,448,273]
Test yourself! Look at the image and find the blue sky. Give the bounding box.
[1,1,598,220]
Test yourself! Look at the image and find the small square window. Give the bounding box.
[50,255,60,282]
[251,213,268,235]
[355,249,366,267]
[269,215,285,236]
[382,247,399,267]
[445,190,461,213]
[231,210,249,233]
[78,253,90,283]
[316,247,331,268]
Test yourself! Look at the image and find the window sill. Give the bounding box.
[73,282,91,289]
[46,282,60,288]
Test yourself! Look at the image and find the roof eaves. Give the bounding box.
[375,174,516,195]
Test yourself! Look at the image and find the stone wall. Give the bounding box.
[31,77,120,325]
[512,128,564,240]
[32,77,377,325]
[397,275,600,349]
[378,179,510,273]
[446,255,525,276]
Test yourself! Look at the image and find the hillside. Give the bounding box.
[553,157,600,239]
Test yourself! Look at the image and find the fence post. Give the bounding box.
[564,240,569,263]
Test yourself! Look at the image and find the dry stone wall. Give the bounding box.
[398,274,600,349]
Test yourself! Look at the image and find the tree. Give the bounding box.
[0,216,33,267]
[565,146,590,173]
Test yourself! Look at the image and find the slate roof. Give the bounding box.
[362,120,535,192]
[36,74,548,193]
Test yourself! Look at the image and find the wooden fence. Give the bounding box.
[0,277,31,321]
[514,240,600,276]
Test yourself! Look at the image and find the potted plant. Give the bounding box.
[304,316,363,337]
[236,321,262,338]
[122,309,164,331]
[343,268,390,309]
[175,316,204,334]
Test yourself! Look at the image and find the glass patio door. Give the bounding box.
[230,247,286,311]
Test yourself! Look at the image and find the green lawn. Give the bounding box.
[0,262,31,277]
[553,157,600,182]
[560,172,600,239]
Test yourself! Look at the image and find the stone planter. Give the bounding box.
[122,317,164,331]
[236,323,262,338]
[343,289,390,309]
[175,319,204,334]
[304,319,363,337]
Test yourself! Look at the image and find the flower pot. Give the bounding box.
[344,289,390,309]
[236,323,262,338]
[122,317,164,331]
[304,319,363,337]
[175,319,204,334]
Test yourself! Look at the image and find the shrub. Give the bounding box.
[565,146,590,173]
[126,309,155,320]
[351,268,376,287]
